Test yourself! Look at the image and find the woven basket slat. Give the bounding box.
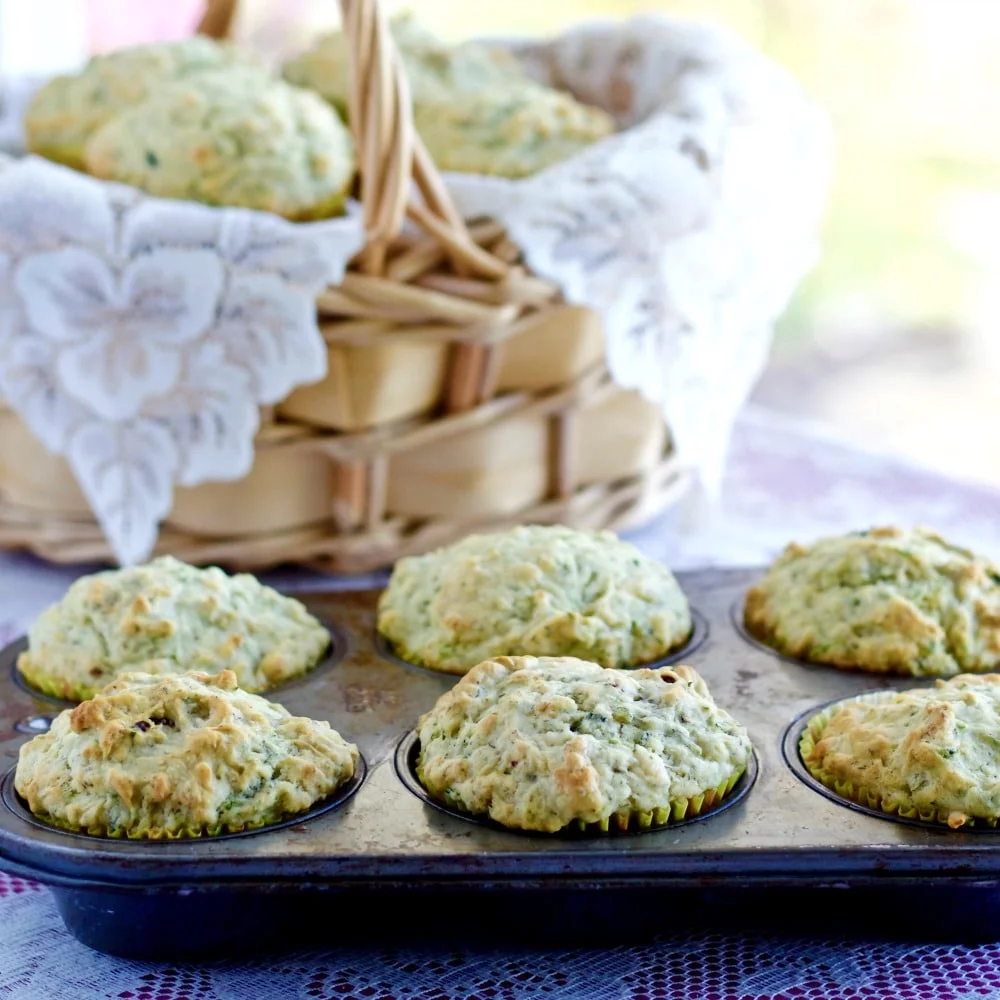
[547,413,574,500]
[196,0,238,39]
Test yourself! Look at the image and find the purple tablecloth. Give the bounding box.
[3,405,1000,998]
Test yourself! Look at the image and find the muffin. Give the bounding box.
[413,84,615,179]
[282,13,526,117]
[415,655,751,833]
[83,69,355,220]
[376,525,692,674]
[801,674,1000,830]
[14,670,359,839]
[25,37,257,170]
[744,526,1000,677]
[17,555,331,701]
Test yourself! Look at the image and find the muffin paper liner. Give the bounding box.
[8,754,366,841]
[568,767,746,835]
[415,754,748,836]
[14,632,335,705]
[798,695,997,830]
[14,660,91,703]
[27,809,296,840]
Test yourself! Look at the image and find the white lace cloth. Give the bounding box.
[3,405,1000,998]
[0,156,364,566]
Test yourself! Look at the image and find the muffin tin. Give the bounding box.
[4,566,1000,958]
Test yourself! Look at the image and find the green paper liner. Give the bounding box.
[799,694,999,830]
[15,764,360,841]
[16,659,92,703]
[15,639,332,705]
[26,809,297,840]
[416,756,748,835]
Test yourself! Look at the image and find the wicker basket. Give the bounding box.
[0,0,689,573]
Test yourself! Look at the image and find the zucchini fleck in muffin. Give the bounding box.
[14,670,359,839]
[83,69,355,220]
[282,13,526,118]
[413,83,615,179]
[744,526,1000,677]
[376,525,692,674]
[801,674,1000,830]
[415,656,751,833]
[17,555,331,701]
[25,37,258,170]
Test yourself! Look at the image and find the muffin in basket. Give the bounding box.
[283,13,614,178]
[24,37,258,170]
[744,526,1000,677]
[282,12,526,117]
[376,525,692,675]
[414,84,615,179]
[800,674,1000,830]
[14,670,359,839]
[16,555,332,701]
[415,655,751,834]
[83,68,356,220]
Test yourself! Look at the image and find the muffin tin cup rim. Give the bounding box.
[0,751,368,845]
[393,728,758,840]
[782,694,1000,835]
[374,606,711,678]
[5,617,350,710]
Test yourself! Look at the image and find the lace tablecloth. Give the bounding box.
[3,404,1000,999]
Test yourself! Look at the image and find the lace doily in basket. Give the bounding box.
[0,156,364,565]
[452,14,832,494]
[0,13,830,566]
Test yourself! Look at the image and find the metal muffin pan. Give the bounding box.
[3,567,1000,958]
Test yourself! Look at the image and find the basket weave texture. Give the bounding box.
[0,0,686,572]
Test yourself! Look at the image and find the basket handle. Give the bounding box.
[196,0,238,39]
[340,0,507,278]
[197,0,508,278]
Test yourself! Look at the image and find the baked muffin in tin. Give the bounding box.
[376,525,693,675]
[25,37,258,170]
[415,655,751,833]
[17,555,332,701]
[744,526,1000,677]
[801,674,1000,830]
[83,68,355,220]
[14,669,359,839]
